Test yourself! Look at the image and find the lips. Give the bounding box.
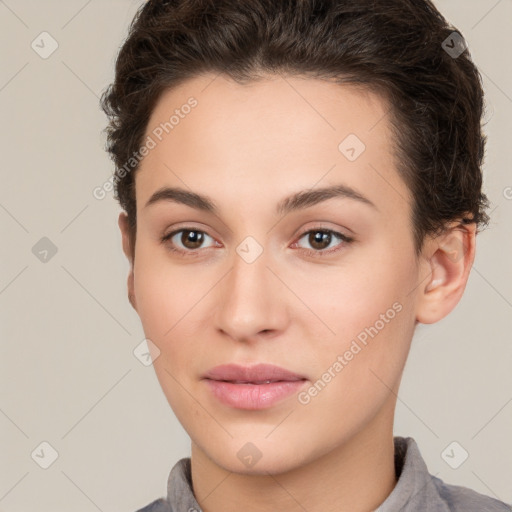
[202,363,306,383]
[202,363,308,410]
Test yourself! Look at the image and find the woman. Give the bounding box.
[100,0,510,510]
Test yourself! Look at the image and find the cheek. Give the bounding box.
[132,249,190,345]
[292,258,406,331]
[291,247,416,373]
[132,246,220,372]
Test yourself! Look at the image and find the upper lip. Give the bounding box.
[202,363,306,383]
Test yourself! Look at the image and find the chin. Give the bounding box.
[202,437,311,476]
[220,455,297,476]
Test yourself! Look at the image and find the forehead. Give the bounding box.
[136,73,411,219]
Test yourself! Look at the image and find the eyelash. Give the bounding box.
[161,227,354,258]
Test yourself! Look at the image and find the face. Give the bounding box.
[123,73,424,475]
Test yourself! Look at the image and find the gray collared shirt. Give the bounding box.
[136,436,511,511]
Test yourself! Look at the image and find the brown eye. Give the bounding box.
[180,229,205,249]
[308,231,332,250]
[162,228,216,253]
[295,229,353,254]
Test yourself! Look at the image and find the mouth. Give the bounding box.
[202,363,308,410]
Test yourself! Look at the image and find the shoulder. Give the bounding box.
[134,497,172,512]
[431,474,511,511]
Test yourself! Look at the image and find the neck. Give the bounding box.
[189,406,398,512]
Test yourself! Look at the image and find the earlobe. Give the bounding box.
[415,222,476,325]
[118,212,137,312]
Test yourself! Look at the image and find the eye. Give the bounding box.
[294,229,353,255]
[161,228,217,253]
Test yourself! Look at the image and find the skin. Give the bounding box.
[118,73,476,512]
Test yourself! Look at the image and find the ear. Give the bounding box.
[415,222,476,324]
[118,212,137,312]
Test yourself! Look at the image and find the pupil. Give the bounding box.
[183,230,203,249]
[310,231,330,250]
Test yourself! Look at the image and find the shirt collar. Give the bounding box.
[375,436,450,512]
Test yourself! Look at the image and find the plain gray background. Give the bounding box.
[0,0,511,510]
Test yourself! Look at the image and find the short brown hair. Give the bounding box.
[100,0,490,258]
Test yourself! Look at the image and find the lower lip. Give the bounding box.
[203,379,308,410]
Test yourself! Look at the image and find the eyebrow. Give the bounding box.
[143,184,378,215]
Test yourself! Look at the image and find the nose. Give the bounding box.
[213,247,289,342]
